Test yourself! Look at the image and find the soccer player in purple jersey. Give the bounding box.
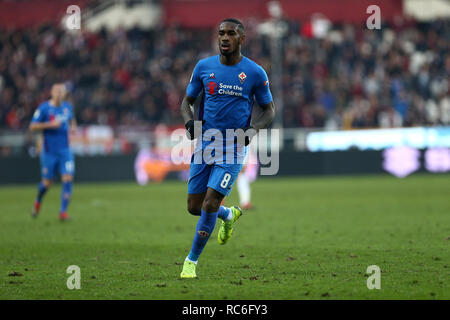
[29,83,77,221]
[179,18,275,278]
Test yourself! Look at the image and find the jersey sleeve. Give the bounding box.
[186,61,203,98]
[31,104,46,123]
[254,66,273,106]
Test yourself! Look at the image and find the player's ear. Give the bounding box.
[240,33,246,45]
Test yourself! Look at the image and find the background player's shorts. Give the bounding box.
[40,150,75,179]
[188,160,243,196]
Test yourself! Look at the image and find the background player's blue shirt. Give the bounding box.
[31,100,74,154]
[187,55,272,163]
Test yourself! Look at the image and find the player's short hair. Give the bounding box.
[220,18,245,34]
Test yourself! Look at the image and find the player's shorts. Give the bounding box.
[188,158,243,196]
[40,150,75,180]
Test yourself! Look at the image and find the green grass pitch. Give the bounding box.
[0,174,449,299]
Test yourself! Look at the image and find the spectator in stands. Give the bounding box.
[0,19,448,131]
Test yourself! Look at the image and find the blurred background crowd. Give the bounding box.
[0,0,449,134]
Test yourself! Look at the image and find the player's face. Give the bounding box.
[51,84,66,103]
[218,22,244,56]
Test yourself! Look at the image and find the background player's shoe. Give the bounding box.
[31,201,40,218]
[180,260,197,278]
[218,206,242,245]
[59,212,71,222]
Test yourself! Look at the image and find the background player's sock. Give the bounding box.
[237,174,251,207]
[36,181,48,204]
[187,209,218,262]
[60,181,73,214]
[217,206,232,221]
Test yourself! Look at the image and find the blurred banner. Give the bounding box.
[162,0,403,27]
[0,0,91,28]
[0,125,449,184]
[4,125,447,156]
[306,127,450,152]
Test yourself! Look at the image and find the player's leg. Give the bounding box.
[181,187,226,278]
[32,179,52,217]
[186,188,224,260]
[32,152,56,218]
[180,163,243,277]
[187,193,206,216]
[237,173,252,209]
[58,152,75,221]
[185,159,210,215]
[181,161,210,278]
[185,164,243,267]
[237,151,257,210]
[209,164,244,245]
[59,174,73,221]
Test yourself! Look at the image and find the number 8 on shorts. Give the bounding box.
[220,173,232,188]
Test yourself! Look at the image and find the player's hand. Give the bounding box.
[185,120,205,140]
[235,126,257,146]
[47,120,62,129]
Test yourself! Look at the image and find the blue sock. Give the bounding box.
[60,181,73,213]
[217,206,231,221]
[187,209,218,262]
[36,182,48,203]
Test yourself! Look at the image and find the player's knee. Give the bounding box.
[62,175,73,182]
[43,180,52,188]
[202,197,220,214]
[187,206,201,216]
[187,200,202,216]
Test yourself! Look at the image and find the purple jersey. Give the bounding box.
[187,55,272,132]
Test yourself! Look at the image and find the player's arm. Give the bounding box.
[182,62,204,139]
[29,120,61,131]
[250,67,275,131]
[239,68,275,145]
[181,94,196,124]
[250,101,275,130]
[181,94,205,140]
[238,101,275,146]
[29,107,60,131]
[70,113,78,132]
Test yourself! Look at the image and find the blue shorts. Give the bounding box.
[40,150,75,180]
[188,159,243,196]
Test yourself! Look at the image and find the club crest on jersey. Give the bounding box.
[238,72,247,84]
[207,81,217,95]
[209,72,215,79]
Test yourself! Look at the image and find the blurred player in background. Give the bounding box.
[236,141,259,210]
[179,18,275,278]
[29,83,77,221]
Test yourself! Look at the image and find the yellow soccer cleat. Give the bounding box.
[180,260,197,279]
[218,206,242,245]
